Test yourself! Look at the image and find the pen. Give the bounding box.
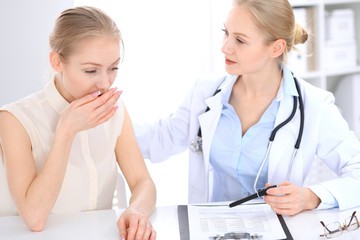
[228,184,278,208]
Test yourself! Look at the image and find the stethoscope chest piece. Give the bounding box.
[190,136,203,154]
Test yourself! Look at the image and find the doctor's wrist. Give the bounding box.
[304,187,321,210]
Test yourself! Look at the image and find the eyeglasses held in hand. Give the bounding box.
[319,211,359,238]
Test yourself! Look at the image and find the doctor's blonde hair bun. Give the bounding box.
[49,6,123,63]
[294,23,308,45]
[233,0,309,62]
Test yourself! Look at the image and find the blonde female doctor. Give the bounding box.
[135,0,360,216]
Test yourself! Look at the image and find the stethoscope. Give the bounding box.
[190,76,304,193]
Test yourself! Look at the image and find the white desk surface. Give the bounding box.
[0,205,359,240]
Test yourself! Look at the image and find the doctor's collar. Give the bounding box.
[267,64,299,102]
[217,75,238,93]
[282,64,299,97]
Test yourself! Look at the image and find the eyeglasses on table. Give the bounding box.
[320,211,359,238]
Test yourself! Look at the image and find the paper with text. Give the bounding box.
[188,203,286,240]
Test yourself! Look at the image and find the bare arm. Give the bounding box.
[0,89,120,231]
[0,111,73,231]
[116,106,156,240]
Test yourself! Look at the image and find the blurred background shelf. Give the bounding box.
[289,0,360,185]
[288,1,360,136]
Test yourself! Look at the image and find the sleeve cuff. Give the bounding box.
[308,185,339,210]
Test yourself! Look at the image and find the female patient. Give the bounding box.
[0,6,156,240]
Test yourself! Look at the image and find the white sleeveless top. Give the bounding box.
[0,79,125,216]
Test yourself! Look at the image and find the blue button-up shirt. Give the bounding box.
[209,68,298,202]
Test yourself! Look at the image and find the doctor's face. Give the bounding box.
[54,36,120,103]
[221,5,274,76]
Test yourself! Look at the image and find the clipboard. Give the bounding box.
[177,205,293,240]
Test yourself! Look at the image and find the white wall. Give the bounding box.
[0,0,74,106]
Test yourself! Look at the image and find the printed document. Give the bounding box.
[187,203,286,240]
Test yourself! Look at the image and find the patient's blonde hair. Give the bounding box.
[49,6,123,62]
[233,0,308,62]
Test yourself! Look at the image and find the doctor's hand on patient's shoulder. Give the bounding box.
[263,181,321,216]
[117,207,156,240]
[57,88,122,137]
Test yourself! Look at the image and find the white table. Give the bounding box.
[0,205,359,239]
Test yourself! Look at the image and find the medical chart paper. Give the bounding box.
[187,203,287,240]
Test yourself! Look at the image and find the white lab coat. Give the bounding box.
[135,74,360,210]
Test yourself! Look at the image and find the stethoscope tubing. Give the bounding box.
[191,76,304,195]
[254,78,304,191]
[253,141,273,195]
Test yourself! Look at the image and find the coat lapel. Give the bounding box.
[198,92,223,174]
[198,75,238,175]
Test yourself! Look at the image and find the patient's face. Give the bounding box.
[57,36,120,103]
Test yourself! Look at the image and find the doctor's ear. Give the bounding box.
[49,51,62,73]
[270,39,286,59]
